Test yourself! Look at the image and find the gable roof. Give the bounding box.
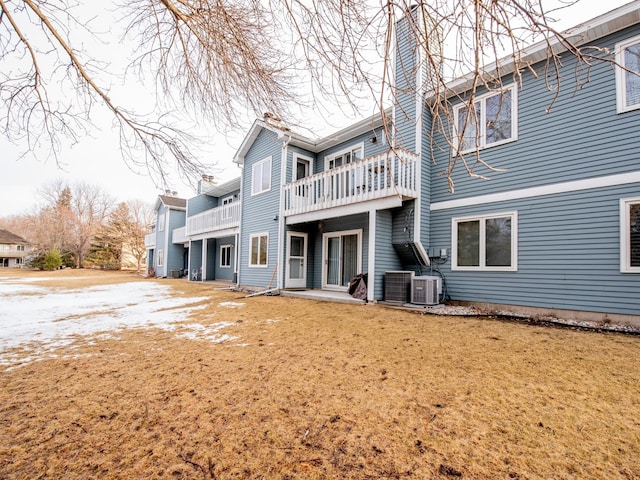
[154,195,187,211]
[233,109,389,164]
[0,229,29,245]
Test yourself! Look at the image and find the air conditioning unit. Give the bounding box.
[411,276,440,305]
[384,271,414,303]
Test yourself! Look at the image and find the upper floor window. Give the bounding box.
[616,34,640,113]
[158,213,165,231]
[452,211,518,271]
[17,245,25,251]
[620,197,640,273]
[325,144,363,170]
[252,156,272,195]
[453,84,518,153]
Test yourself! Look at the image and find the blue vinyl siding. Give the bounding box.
[214,236,236,281]
[316,127,389,172]
[431,26,640,203]
[309,214,369,289]
[374,210,402,299]
[188,194,218,216]
[429,184,640,316]
[393,10,417,153]
[239,128,282,287]
[424,24,640,316]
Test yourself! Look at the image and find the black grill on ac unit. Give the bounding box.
[384,271,414,303]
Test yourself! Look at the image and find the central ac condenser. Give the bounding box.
[411,276,440,305]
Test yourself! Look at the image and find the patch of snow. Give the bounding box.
[218,301,245,308]
[0,280,238,368]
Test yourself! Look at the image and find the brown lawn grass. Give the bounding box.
[0,269,639,479]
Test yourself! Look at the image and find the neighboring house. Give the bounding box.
[182,177,241,281]
[227,1,640,323]
[0,229,30,268]
[145,193,187,278]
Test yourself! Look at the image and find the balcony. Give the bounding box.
[283,149,419,222]
[186,202,241,237]
[172,226,188,244]
[144,232,156,248]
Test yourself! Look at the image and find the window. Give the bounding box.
[220,244,232,268]
[453,84,517,152]
[17,245,25,251]
[621,197,640,273]
[294,154,312,180]
[325,144,363,170]
[158,213,165,231]
[252,156,272,195]
[221,195,234,219]
[452,212,518,271]
[157,249,164,267]
[616,35,640,113]
[249,234,268,267]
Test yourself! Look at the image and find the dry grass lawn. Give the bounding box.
[1,269,639,479]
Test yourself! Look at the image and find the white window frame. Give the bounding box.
[251,156,272,196]
[220,244,232,268]
[158,213,165,231]
[293,153,313,180]
[615,34,640,113]
[620,197,640,273]
[324,143,364,171]
[157,249,164,267]
[249,233,269,267]
[452,211,518,272]
[453,84,518,153]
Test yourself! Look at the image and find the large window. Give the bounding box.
[249,234,268,267]
[158,213,165,231]
[325,144,363,170]
[252,156,272,195]
[220,244,232,268]
[621,197,640,273]
[452,212,518,271]
[453,84,517,152]
[157,249,164,267]
[616,35,640,113]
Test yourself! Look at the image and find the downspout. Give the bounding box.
[235,165,244,286]
[277,132,293,290]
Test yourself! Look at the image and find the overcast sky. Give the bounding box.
[0,0,632,217]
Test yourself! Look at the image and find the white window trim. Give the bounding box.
[620,196,640,273]
[324,143,365,171]
[220,244,232,268]
[251,156,272,196]
[615,34,640,114]
[452,211,518,272]
[221,195,234,205]
[293,153,314,180]
[321,228,363,290]
[158,213,165,231]
[249,233,269,268]
[453,84,518,154]
[157,249,164,267]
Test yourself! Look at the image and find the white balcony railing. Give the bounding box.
[283,149,419,217]
[186,202,241,237]
[172,226,188,244]
[144,232,156,248]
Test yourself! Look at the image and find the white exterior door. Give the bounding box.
[286,232,307,288]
